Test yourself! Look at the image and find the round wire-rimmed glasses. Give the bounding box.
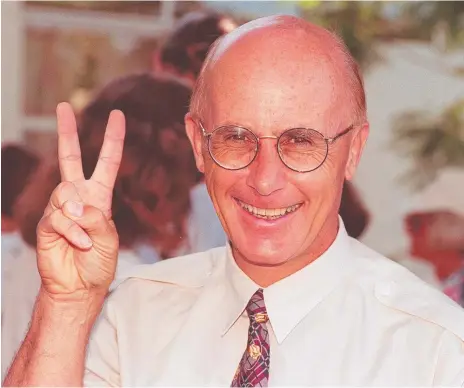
[198,120,354,173]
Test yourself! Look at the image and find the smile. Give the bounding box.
[236,199,302,220]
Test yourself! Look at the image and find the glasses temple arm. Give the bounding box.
[327,125,355,143]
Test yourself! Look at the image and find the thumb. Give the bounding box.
[62,201,118,250]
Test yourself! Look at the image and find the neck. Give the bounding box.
[233,216,340,287]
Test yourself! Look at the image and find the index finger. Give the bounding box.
[91,110,126,189]
[56,102,85,182]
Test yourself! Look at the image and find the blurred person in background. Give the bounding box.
[408,210,464,306]
[153,11,238,252]
[155,10,237,86]
[339,180,370,238]
[1,144,40,258]
[1,73,199,378]
[391,211,464,293]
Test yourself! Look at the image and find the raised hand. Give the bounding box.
[36,102,126,299]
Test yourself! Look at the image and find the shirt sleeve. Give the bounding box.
[84,298,121,387]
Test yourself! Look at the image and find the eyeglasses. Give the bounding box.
[198,121,354,173]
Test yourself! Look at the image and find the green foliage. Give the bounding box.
[392,99,464,189]
[400,1,464,49]
[298,1,387,69]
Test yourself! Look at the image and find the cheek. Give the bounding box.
[290,163,343,203]
[205,164,245,200]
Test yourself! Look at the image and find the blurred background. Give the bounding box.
[1,1,463,295]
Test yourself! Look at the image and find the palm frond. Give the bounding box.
[391,99,464,190]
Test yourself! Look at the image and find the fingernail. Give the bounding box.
[66,201,83,217]
[80,235,92,248]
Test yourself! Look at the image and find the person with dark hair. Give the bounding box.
[1,144,40,256]
[1,73,199,378]
[339,180,370,238]
[155,11,237,85]
[152,10,237,254]
[14,73,198,259]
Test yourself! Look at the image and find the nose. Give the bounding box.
[246,138,286,196]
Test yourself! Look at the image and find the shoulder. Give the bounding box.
[108,246,227,307]
[350,239,464,343]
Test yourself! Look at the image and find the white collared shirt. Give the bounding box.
[85,222,464,387]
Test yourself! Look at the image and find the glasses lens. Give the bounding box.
[209,126,257,170]
[278,128,328,172]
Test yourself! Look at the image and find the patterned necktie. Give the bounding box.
[231,289,270,387]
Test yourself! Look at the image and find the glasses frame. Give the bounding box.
[198,120,354,173]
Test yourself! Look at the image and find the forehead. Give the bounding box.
[206,36,351,135]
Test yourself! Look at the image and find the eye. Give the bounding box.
[226,133,249,141]
[290,136,313,145]
[220,127,254,143]
[283,134,314,147]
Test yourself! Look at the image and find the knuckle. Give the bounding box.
[49,210,73,233]
[36,215,48,234]
[49,210,65,230]
[53,181,77,204]
[83,206,107,229]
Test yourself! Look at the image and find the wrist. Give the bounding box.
[36,286,107,328]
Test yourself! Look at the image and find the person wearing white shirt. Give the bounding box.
[87,221,464,386]
[4,15,464,387]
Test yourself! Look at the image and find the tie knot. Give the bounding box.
[246,289,268,323]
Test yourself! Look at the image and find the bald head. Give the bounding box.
[190,15,366,129]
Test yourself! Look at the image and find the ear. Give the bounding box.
[345,122,369,181]
[185,113,205,173]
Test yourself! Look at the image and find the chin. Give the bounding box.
[229,228,307,267]
[220,197,313,264]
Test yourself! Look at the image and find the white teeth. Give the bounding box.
[237,200,301,220]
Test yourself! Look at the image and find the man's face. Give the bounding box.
[186,33,368,266]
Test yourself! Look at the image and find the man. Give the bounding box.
[1,144,39,257]
[4,16,464,387]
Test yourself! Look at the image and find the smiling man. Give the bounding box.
[4,15,464,388]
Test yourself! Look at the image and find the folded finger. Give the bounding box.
[62,201,115,237]
[40,209,92,250]
[49,181,81,212]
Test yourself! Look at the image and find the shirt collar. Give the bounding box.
[220,217,355,343]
